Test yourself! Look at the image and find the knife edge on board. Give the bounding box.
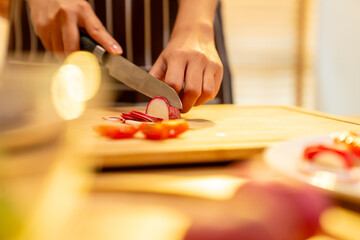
[79,33,183,109]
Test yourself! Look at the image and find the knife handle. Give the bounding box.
[79,31,107,64]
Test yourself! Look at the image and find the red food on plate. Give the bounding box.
[93,124,139,139]
[303,145,357,169]
[302,132,360,171]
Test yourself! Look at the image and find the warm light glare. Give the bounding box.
[92,206,191,240]
[94,173,248,200]
[64,51,101,101]
[97,174,248,200]
[310,171,337,191]
[320,207,360,239]
[215,132,227,137]
[51,64,86,120]
[161,175,248,200]
[59,64,87,101]
[51,51,101,120]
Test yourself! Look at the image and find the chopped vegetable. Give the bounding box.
[124,119,149,126]
[130,111,163,122]
[98,97,186,140]
[93,124,139,139]
[140,119,189,140]
[121,113,139,121]
[163,119,189,138]
[140,123,170,140]
[102,116,124,122]
[120,111,163,123]
[303,144,357,169]
[145,97,181,121]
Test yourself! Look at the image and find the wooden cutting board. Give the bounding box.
[73,105,360,167]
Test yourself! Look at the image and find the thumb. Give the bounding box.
[149,55,166,81]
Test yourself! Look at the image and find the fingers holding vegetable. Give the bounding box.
[149,29,223,113]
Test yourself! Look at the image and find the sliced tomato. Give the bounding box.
[93,124,139,139]
[140,119,189,140]
[140,123,169,140]
[163,119,189,138]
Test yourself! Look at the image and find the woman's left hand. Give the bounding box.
[150,24,223,113]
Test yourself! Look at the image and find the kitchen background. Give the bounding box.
[222,0,360,116]
[1,0,360,116]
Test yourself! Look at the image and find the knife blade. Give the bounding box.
[80,34,182,109]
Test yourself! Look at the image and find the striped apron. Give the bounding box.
[7,0,232,104]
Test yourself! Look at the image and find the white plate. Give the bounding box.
[265,135,360,203]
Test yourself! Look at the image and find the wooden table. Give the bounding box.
[1,105,360,240]
[77,105,360,167]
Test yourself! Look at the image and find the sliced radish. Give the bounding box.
[145,97,181,121]
[119,111,163,123]
[124,119,147,126]
[130,111,163,122]
[130,111,154,122]
[121,113,138,121]
[103,116,124,122]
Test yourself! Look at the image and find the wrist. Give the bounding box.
[171,21,214,40]
[171,0,217,41]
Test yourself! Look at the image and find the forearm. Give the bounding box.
[172,0,218,38]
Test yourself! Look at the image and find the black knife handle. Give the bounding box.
[79,31,108,64]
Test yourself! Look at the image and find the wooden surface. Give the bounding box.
[2,105,360,240]
[73,105,360,167]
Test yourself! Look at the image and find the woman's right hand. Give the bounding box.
[27,0,122,58]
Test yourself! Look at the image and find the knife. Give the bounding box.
[79,34,182,109]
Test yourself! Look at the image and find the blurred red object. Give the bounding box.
[184,181,331,240]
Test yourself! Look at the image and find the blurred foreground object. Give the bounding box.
[93,171,330,240]
[51,51,100,120]
[0,60,62,149]
[0,2,23,239]
[0,51,100,239]
[0,51,100,148]
[184,181,331,240]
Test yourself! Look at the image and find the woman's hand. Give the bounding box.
[150,24,223,113]
[150,0,222,113]
[27,0,122,58]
